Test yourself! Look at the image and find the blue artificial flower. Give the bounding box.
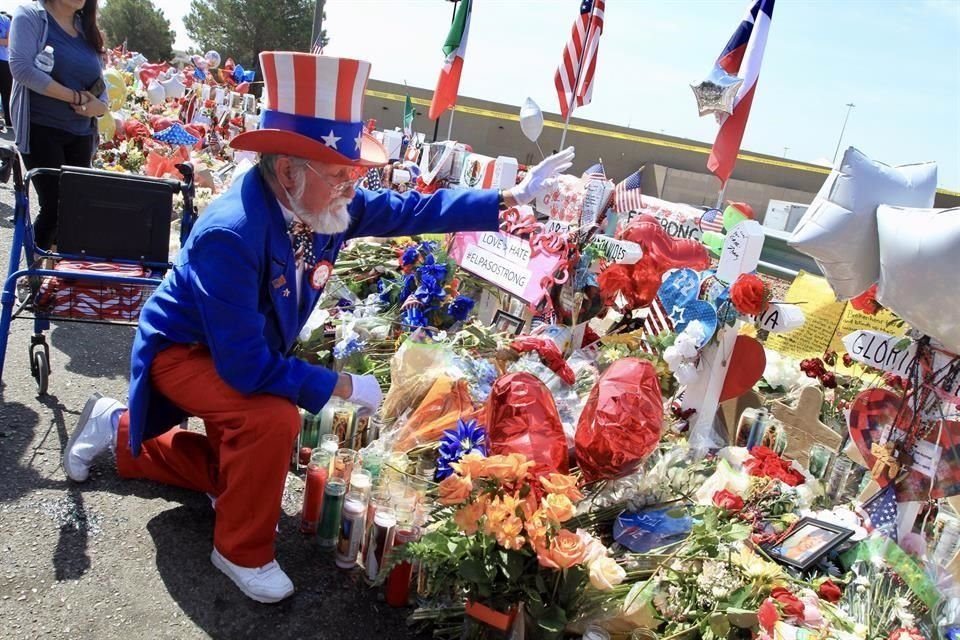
[401,307,428,328]
[446,295,475,322]
[418,255,448,284]
[435,419,488,481]
[377,279,393,305]
[336,298,352,309]
[400,245,419,266]
[333,336,364,360]
[419,240,439,255]
[400,273,416,301]
[944,628,960,640]
[414,274,444,305]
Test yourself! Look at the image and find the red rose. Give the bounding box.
[820,372,838,389]
[888,629,925,640]
[850,284,881,315]
[817,579,843,603]
[757,598,779,633]
[745,447,805,487]
[730,273,769,316]
[842,353,854,368]
[712,489,745,511]
[771,587,805,618]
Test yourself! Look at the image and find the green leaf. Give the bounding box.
[459,558,488,583]
[894,337,913,351]
[708,612,730,637]
[725,587,751,609]
[726,607,759,629]
[535,605,567,634]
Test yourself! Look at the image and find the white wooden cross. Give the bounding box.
[683,220,766,456]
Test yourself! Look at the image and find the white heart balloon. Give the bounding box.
[519,97,544,142]
[876,205,960,353]
[146,79,165,105]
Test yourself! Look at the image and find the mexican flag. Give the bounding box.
[428,0,472,121]
[403,92,415,135]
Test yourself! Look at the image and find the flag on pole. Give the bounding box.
[554,0,606,120]
[613,167,644,213]
[428,0,473,121]
[403,92,415,135]
[707,0,775,185]
[582,161,606,180]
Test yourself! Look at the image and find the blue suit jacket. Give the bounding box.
[126,168,499,455]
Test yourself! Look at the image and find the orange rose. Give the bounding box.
[507,453,536,481]
[494,515,526,550]
[452,452,487,479]
[540,473,583,501]
[542,493,576,523]
[482,494,520,536]
[537,529,586,570]
[438,473,473,506]
[524,509,550,547]
[454,498,486,535]
[520,491,540,520]
[483,454,520,482]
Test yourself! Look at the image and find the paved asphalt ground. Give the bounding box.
[0,132,425,639]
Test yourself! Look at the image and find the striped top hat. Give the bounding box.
[231,52,388,166]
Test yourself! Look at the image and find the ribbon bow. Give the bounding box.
[289,220,316,269]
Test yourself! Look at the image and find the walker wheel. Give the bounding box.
[29,344,49,395]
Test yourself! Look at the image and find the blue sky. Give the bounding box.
[3,0,956,189]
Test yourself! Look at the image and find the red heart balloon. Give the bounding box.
[719,335,766,402]
[848,388,960,501]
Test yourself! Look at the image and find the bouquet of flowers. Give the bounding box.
[396,452,623,639]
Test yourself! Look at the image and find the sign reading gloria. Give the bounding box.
[842,331,919,378]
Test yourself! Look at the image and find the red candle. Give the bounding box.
[384,526,420,607]
[300,463,327,535]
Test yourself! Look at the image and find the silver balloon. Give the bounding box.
[519,97,544,142]
[876,205,960,354]
[690,66,743,117]
[205,50,221,69]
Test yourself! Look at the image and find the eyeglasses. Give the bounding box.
[304,163,366,194]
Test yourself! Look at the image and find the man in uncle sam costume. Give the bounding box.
[61,52,575,603]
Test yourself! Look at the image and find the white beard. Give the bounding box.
[290,190,353,235]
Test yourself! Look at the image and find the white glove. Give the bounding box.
[347,373,383,416]
[508,146,575,205]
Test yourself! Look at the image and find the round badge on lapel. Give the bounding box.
[310,261,333,290]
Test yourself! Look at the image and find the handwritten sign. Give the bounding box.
[588,235,643,265]
[449,231,562,304]
[581,179,612,229]
[763,272,907,365]
[755,303,805,333]
[842,331,917,377]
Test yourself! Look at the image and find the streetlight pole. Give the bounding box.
[311,0,326,51]
[783,146,789,158]
[832,102,855,165]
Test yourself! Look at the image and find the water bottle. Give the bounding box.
[35,45,54,73]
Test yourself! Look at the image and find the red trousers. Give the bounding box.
[115,344,300,567]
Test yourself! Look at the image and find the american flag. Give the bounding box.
[699,208,725,234]
[311,38,324,55]
[857,484,899,542]
[638,297,673,354]
[614,168,644,213]
[554,0,606,120]
[582,161,606,180]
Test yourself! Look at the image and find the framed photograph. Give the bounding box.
[492,310,524,336]
[763,517,854,571]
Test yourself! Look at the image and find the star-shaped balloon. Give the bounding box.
[232,64,256,84]
[691,66,743,118]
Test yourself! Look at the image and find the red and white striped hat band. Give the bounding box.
[257,52,372,161]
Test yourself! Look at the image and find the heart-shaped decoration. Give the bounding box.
[656,269,718,347]
[719,335,766,402]
[848,388,960,500]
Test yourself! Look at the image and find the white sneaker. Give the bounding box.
[63,393,126,482]
[211,548,294,603]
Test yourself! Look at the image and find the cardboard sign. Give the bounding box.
[842,331,918,377]
[755,303,805,333]
[449,231,562,304]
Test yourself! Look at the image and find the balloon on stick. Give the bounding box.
[519,97,545,159]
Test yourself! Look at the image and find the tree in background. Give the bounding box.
[184,0,324,74]
[100,0,175,61]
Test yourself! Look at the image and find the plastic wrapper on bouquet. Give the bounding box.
[574,358,663,483]
[485,372,569,477]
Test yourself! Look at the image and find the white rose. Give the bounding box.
[674,362,700,385]
[577,529,608,566]
[663,346,684,369]
[589,556,626,591]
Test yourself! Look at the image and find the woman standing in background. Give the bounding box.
[9,0,106,250]
[0,12,12,132]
